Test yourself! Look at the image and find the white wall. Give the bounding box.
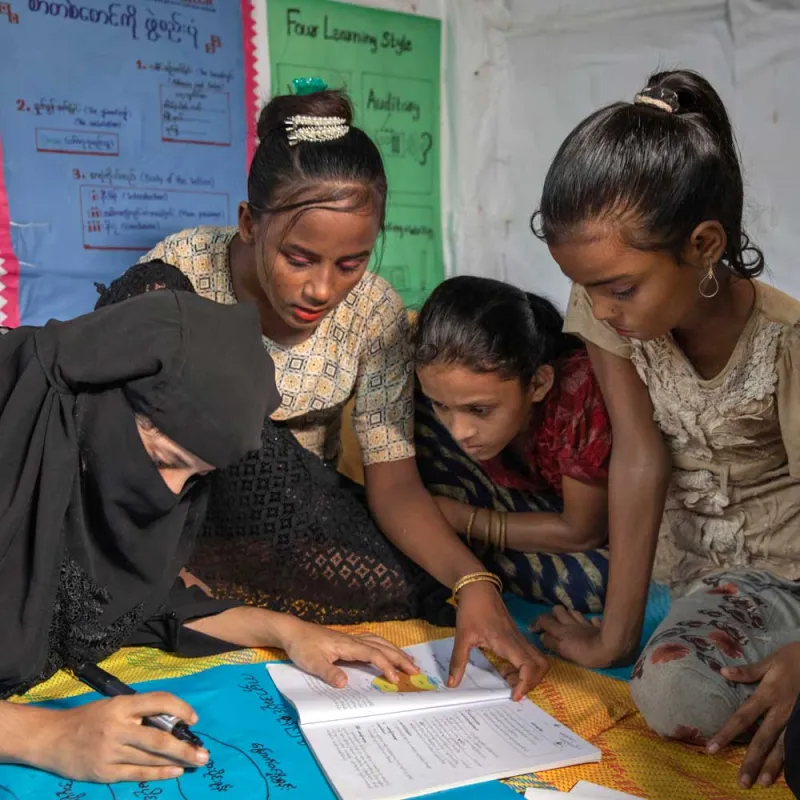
[497,0,800,309]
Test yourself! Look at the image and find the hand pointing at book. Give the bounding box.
[449,581,549,701]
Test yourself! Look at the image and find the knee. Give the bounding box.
[630,642,740,743]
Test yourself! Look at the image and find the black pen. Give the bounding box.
[73,663,205,749]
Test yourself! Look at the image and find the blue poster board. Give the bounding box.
[0,0,248,324]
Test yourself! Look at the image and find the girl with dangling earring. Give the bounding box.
[532,69,800,790]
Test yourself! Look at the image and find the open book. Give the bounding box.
[267,637,601,800]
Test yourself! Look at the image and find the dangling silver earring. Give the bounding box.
[698,262,720,299]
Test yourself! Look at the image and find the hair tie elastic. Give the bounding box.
[286,76,349,145]
[633,86,680,114]
[291,77,328,96]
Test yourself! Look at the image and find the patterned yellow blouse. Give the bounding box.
[141,226,414,466]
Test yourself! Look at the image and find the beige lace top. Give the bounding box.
[141,227,414,466]
[565,280,800,587]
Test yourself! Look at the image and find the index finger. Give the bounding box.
[128,691,198,726]
[448,630,476,688]
[708,691,770,753]
[126,725,208,768]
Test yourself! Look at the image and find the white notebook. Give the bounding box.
[525,781,645,799]
[267,637,601,800]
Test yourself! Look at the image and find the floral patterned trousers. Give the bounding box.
[630,570,800,744]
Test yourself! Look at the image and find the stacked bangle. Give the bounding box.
[451,571,503,605]
[465,508,479,546]
[487,510,507,551]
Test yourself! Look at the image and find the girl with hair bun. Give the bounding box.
[139,82,544,700]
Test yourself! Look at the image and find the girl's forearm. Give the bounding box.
[467,507,605,553]
[601,436,671,657]
[184,606,300,649]
[365,459,486,588]
[0,701,52,767]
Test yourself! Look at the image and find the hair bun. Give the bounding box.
[257,89,354,142]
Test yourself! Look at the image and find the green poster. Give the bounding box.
[266,0,443,308]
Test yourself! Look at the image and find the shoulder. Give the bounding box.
[352,272,405,312]
[754,280,800,331]
[752,280,800,359]
[338,272,407,330]
[554,349,606,409]
[149,226,236,260]
[537,349,611,475]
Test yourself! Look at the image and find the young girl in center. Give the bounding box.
[533,69,800,789]
[414,276,612,613]
[136,82,544,697]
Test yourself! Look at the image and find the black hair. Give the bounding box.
[412,276,582,386]
[248,89,387,227]
[533,69,763,278]
[94,259,195,309]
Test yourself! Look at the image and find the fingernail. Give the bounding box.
[706,742,720,755]
[167,767,184,778]
[195,749,209,765]
[447,675,455,687]
[190,713,199,724]
[739,773,752,789]
[759,773,772,786]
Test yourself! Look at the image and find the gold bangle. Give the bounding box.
[451,571,503,604]
[492,511,503,550]
[465,508,478,546]
[499,511,507,551]
[489,511,497,548]
[481,508,492,542]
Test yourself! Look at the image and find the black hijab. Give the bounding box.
[0,290,279,697]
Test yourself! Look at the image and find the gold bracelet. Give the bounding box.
[475,508,492,542]
[451,571,503,604]
[465,508,478,546]
[490,511,498,548]
[499,510,507,551]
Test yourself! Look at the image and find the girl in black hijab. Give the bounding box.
[0,287,416,784]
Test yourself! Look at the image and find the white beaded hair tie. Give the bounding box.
[633,86,680,114]
[285,115,349,146]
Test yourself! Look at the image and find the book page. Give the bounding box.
[302,698,601,800]
[570,782,645,799]
[266,637,509,725]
